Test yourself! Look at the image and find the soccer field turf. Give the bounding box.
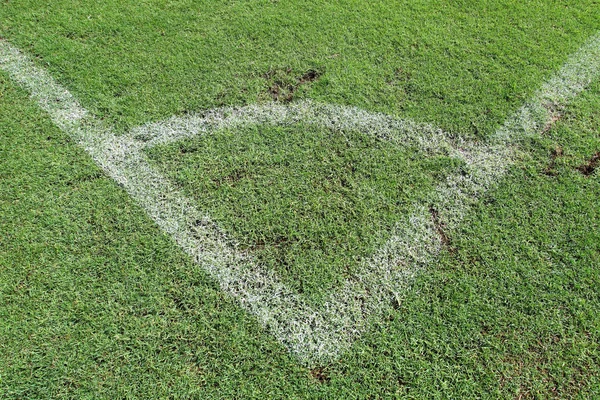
[1,1,600,398]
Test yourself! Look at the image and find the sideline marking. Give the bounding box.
[1,33,599,365]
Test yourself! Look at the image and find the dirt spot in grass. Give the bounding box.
[191,218,228,241]
[391,294,402,310]
[388,67,411,84]
[212,168,251,187]
[171,294,187,312]
[179,145,199,154]
[264,68,322,102]
[298,69,321,84]
[543,146,563,176]
[249,236,292,252]
[309,366,331,383]
[133,133,153,142]
[542,115,563,135]
[542,103,563,134]
[429,206,452,250]
[496,331,596,398]
[193,218,211,228]
[577,151,600,176]
[249,238,267,252]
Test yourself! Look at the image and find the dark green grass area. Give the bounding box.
[2,68,600,399]
[0,1,598,136]
[146,125,461,302]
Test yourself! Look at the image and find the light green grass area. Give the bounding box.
[1,0,600,398]
[0,1,598,135]
[146,125,460,302]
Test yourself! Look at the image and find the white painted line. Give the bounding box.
[496,33,600,143]
[1,32,599,365]
[0,43,88,130]
[127,100,457,157]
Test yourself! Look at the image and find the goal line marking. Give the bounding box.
[1,32,599,365]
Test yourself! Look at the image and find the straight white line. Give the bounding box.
[1,32,599,365]
[496,32,600,143]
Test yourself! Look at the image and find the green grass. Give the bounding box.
[1,0,600,398]
[0,1,598,135]
[0,75,311,398]
[146,124,460,302]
